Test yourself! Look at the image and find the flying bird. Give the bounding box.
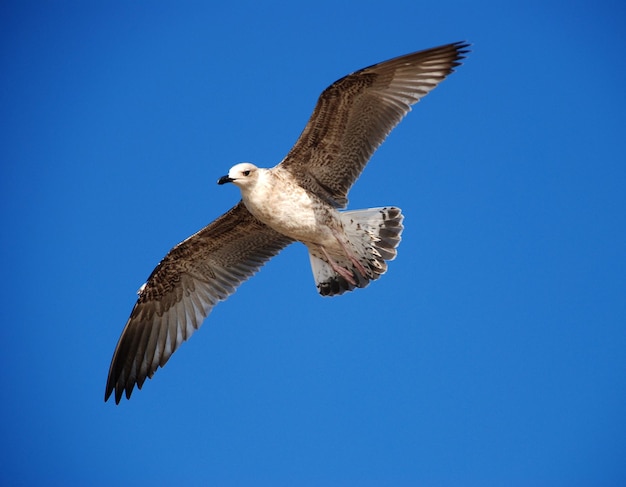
[105,41,469,403]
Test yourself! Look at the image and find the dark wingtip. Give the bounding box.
[104,384,120,404]
[452,40,472,61]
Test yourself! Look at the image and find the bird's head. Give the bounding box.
[217,162,260,190]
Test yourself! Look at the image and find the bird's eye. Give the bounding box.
[242,170,251,176]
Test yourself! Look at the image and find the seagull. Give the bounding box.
[105,41,469,403]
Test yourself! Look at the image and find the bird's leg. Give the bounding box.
[320,246,357,286]
[331,229,369,278]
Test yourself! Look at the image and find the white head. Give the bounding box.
[217,162,260,190]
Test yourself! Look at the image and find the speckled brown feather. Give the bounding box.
[105,202,293,403]
[280,41,469,207]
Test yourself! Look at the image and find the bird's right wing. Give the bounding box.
[105,201,294,404]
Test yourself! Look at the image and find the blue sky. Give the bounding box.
[2,1,625,485]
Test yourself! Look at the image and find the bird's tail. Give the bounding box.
[308,207,404,296]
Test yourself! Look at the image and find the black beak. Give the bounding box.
[217,175,234,185]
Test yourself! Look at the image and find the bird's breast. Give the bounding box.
[242,179,337,245]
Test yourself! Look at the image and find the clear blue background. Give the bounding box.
[2,1,625,485]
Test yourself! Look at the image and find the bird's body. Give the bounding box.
[105,41,470,403]
[221,162,404,294]
[233,165,331,245]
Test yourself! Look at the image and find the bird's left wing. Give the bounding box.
[105,201,293,404]
[278,41,469,207]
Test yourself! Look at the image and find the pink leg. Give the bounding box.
[320,246,357,286]
[331,229,369,278]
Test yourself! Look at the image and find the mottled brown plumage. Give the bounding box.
[105,42,469,403]
[106,203,292,402]
[281,41,469,207]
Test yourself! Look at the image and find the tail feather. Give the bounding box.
[309,207,404,296]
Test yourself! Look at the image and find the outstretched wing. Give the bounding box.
[279,41,469,207]
[105,201,293,403]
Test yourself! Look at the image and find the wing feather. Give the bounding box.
[279,41,469,207]
[105,201,293,403]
